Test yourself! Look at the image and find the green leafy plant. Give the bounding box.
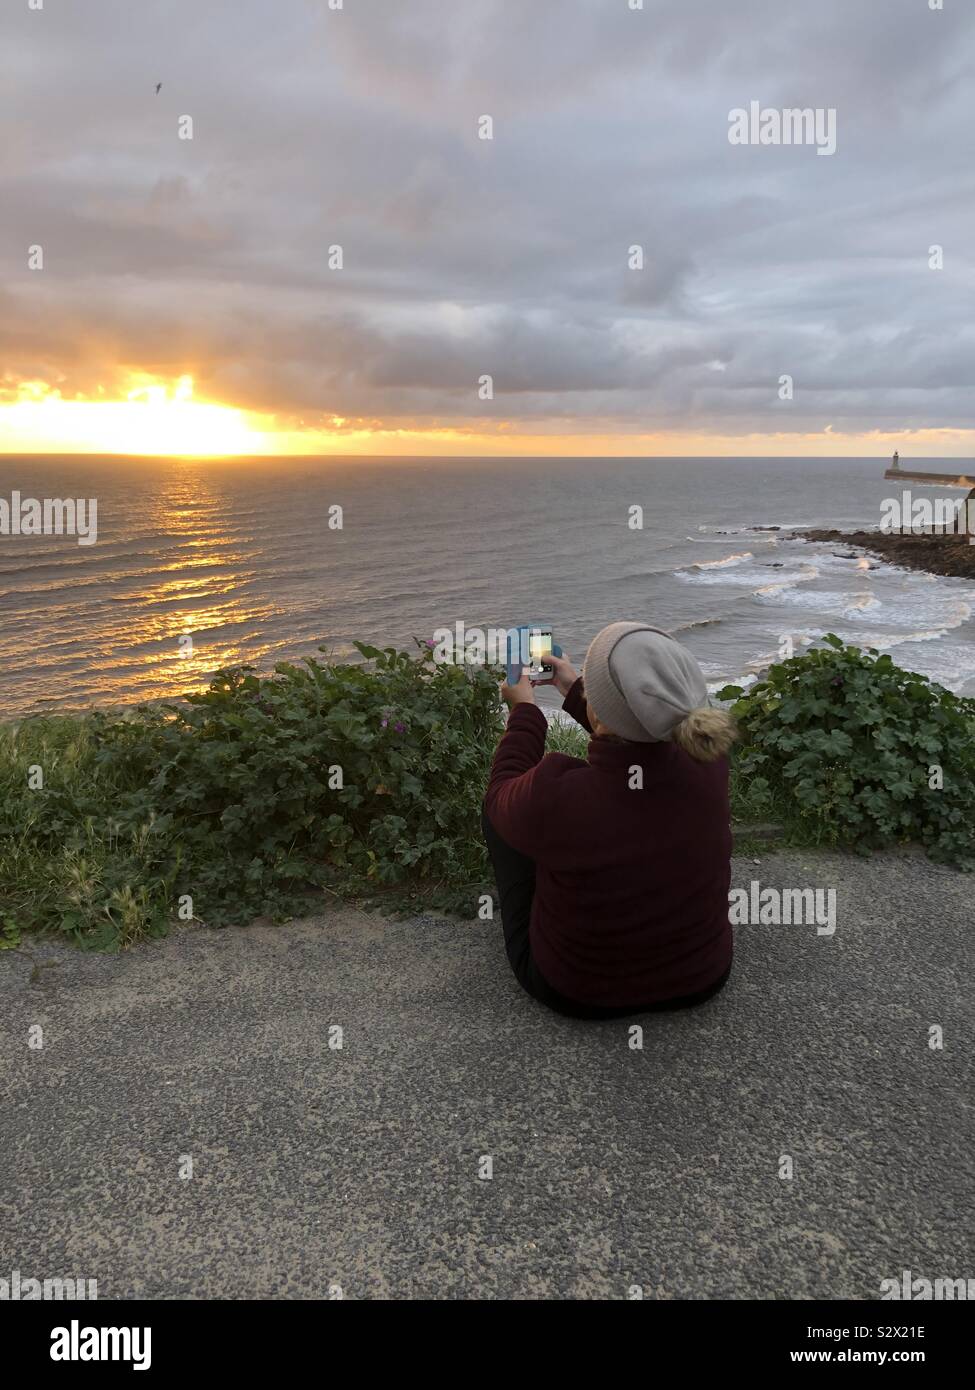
[0,642,505,947]
[0,917,21,951]
[718,635,975,867]
[2,635,972,950]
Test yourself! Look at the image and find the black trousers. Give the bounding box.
[481,805,731,1020]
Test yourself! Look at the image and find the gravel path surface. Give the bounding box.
[1,848,971,1300]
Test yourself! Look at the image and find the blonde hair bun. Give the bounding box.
[671,706,738,763]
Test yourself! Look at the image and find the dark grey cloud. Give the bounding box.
[1,0,972,437]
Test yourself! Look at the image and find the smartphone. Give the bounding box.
[525,627,554,680]
[506,624,561,684]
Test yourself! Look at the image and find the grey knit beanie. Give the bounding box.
[582,621,709,744]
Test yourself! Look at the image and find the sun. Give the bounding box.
[0,376,271,457]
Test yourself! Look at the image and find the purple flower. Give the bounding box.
[394,721,406,733]
[424,638,436,648]
[380,717,389,728]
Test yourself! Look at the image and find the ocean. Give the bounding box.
[1,454,974,721]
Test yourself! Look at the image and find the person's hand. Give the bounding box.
[501,671,537,709]
[532,651,579,698]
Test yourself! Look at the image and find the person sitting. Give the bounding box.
[482,621,737,1019]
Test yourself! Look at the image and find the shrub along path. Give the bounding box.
[1,847,970,1299]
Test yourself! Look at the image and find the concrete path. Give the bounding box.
[1,849,971,1300]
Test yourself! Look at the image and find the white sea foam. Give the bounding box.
[670,616,724,635]
[671,517,973,700]
[751,563,821,595]
[685,534,758,545]
[769,578,973,632]
[741,649,783,674]
[878,640,975,691]
[706,672,759,697]
[691,551,754,570]
[678,558,819,588]
[859,626,951,647]
[841,592,881,617]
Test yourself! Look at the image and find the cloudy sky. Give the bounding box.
[1,0,973,455]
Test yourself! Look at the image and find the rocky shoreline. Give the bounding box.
[796,529,975,579]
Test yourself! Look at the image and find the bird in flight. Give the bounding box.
[155,82,162,95]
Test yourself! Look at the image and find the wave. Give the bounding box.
[670,617,724,635]
[684,534,757,545]
[751,564,821,595]
[677,558,815,588]
[855,623,961,649]
[598,564,677,582]
[697,521,831,536]
[710,630,973,696]
[873,640,975,691]
[841,592,881,615]
[769,578,973,629]
[690,551,754,570]
[705,672,759,697]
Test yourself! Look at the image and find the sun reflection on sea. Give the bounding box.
[111,468,273,697]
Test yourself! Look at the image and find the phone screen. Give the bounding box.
[527,630,553,674]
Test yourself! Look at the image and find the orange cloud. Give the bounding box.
[2,376,974,459]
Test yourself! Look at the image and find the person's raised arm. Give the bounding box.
[534,652,592,734]
[484,671,550,855]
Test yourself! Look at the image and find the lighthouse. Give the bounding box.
[891,450,900,469]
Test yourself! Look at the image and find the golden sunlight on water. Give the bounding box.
[2,455,974,720]
[0,464,288,714]
[108,472,275,699]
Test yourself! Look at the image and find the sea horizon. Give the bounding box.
[2,452,973,462]
[2,453,974,719]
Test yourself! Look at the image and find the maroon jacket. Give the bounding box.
[484,678,732,1006]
